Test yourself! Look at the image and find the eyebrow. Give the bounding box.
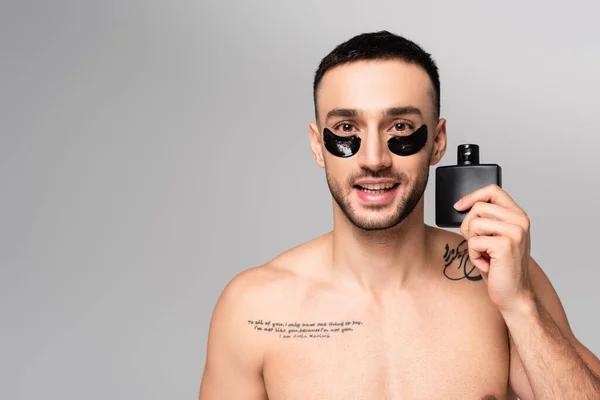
[325,106,423,123]
[384,106,422,117]
[325,108,359,122]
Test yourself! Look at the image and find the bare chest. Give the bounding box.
[260,290,509,400]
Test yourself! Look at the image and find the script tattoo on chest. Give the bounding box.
[442,239,482,281]
[247,319,364,339]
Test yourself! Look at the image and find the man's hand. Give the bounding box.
[453,184,534,313]
[455,186,600,399]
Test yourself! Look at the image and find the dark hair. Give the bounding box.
[313,30,440,122]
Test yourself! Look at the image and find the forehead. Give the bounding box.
[316,59,434,123]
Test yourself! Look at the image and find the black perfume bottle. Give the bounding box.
[435,144,502,228]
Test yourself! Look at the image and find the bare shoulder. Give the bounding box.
[423,225,506,332]
[207,233,333,350]
[426,224,468,250]
[221,232,331,300]
[200,233,331,397]
[211,232,332,330]
[426,225,486,283]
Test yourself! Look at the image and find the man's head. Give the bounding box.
[309,31,447,231]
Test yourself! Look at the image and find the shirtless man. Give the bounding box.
[199,31,600,399]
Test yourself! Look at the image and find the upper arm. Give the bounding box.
[199,270,269,400]
[508,256,600,399]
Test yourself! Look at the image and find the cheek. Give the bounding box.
[391,153,430,178]
[324,157,356,181]
[394,150,427,166]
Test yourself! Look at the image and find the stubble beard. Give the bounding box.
[326,164,430,232]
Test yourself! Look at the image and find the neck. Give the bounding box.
[330,199,431,296]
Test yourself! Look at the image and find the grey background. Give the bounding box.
[1,0,598,399]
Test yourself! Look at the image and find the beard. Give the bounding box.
[326,162,430,232]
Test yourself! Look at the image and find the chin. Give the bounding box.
[348,212,407,231]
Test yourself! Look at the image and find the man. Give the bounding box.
[199,31,600,399]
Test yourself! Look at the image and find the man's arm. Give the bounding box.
[507,256,600,400]
[199,270,269,400]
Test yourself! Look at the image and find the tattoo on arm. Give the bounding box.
[247,319,364,339]
[442,239,482,281]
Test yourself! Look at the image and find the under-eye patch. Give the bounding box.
[323,128,361,158]
[323,124,428,158]
[387,124,428,156]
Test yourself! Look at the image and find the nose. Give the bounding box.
[356,129,393,171]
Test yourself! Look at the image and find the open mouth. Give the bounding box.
[354,183,399,194]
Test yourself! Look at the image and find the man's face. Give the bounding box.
[310,59,444,231]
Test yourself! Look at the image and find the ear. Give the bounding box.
[429,118,447,166]
[309,122,326,168]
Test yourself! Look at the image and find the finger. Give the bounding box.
[480,270,488,283]
[468,234,514,266]
[454,184,524,215]
[468,217,526,244]
[460,202,529,239]
[466,235,493,273]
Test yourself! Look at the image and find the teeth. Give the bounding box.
[360,183,396,190]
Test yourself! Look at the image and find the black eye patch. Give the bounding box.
[387,124,428,156]
[323,124,428,158]
[323,128,361,158]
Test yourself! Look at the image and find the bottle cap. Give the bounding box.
[458,144,479,165]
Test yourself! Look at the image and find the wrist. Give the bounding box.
[500,291,538,321]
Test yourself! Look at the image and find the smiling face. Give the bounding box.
[310,59,447,231]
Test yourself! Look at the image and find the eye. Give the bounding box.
[392,122,414,132]
[333,122,357,134]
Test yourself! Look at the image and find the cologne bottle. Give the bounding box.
[435,144,502,228]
